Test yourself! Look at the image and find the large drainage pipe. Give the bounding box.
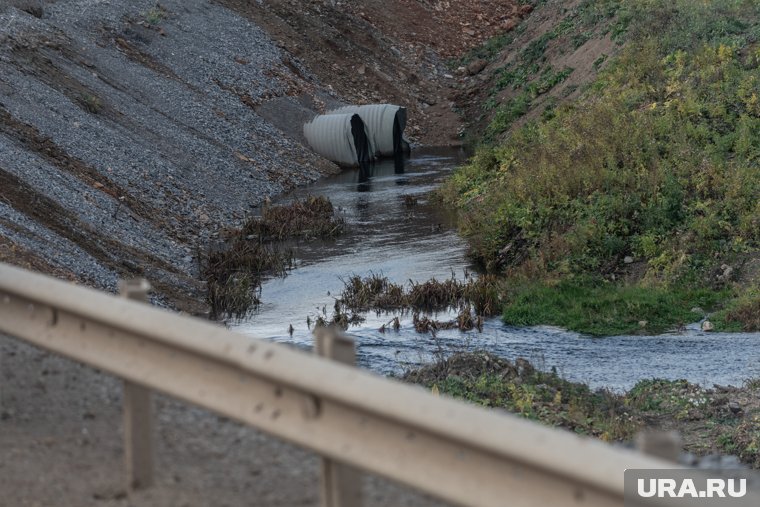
[303,113,372,167]
[326,104,409,158]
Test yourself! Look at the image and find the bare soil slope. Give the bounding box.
[216,0,527,144]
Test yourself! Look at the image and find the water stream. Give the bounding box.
[232,148,760,391]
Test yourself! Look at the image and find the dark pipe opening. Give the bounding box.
[392,107,409,156]
[350,115,372,164]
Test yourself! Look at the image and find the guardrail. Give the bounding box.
[0,262,710,506]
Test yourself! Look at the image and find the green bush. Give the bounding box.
[484,93,532,140]
[712,286,760,332]
[446,0,760,287]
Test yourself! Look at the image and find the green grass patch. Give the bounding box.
[502,278,727,336]
[405,352,639,441]
[144,5,167,25]
[484,92,532,140]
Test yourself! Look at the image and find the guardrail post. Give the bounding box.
[635,430,682,463]
[314,327,363,507]
[119,279,154,491]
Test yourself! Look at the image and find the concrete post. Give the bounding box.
[119,279,154,491]
[314,327,363,507]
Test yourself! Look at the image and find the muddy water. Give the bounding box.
[232,148,760,391]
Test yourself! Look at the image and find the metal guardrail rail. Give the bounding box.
[0,262,702,506]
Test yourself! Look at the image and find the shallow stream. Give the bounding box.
[232,148,760,391]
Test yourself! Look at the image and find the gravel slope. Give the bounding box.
[0,0,340,310]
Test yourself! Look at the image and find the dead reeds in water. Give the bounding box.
[339,273,501,316]
[242,195,345,240]
[203,196,345,319]
[203,240,294,319]
[411,306,484,336]
[337,273,500,334]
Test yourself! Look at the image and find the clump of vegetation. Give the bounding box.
[444,0,760,333]
[206,272,257,319]
[338,273,405,312]
[625,379,709,421]
[406,352,639,440]
[312,306,365,332]
[712,288,760,332]
[328,273,500,335]
[338,273,502,317]
[143,4,168,25]
[411,306,484,335]
[79,94,102,114]
[202,240,293,319]
[204,196,345,318]
[406,352,760,466]
[242,195,345,240]
[726,416,760,468]
[484,92,532,141]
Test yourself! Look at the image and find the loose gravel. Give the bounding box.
[0,0,339,307]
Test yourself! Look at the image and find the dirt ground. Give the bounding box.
[216,0,526,146]
[0,333,450,507]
